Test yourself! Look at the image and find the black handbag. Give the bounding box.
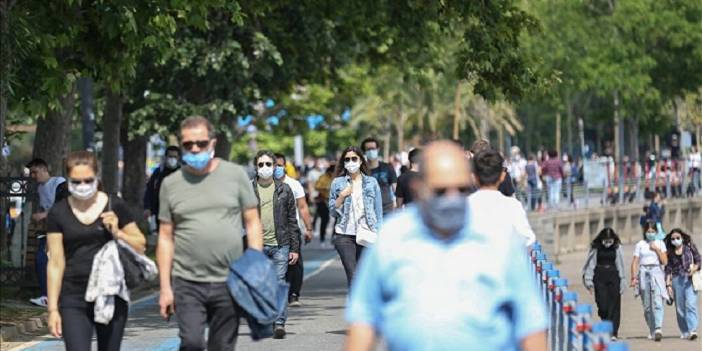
[105,195,145,290]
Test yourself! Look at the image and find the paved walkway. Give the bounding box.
[6,234,702,351]
[557,233,702,350]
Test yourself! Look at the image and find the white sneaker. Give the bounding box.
[654,329,663,342]
[647,334,653,340]
[29,296,48,307]
[681,333,689,339]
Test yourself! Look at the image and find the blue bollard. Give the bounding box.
[572,304,593,351]
[560,292,578,351]
[550,278,568,350]
[536,253,548,282]
[606,342,629,351]
[542,264,555,299]
[589,321,613,351]
[546,269,561,307]
[530,245,542,278]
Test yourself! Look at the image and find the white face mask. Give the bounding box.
[602,240,614,248]
[345,161,361,174]
[166,157,179,169]
[257,166,274,179]
[69,180,98,200]
[671,238,683,247]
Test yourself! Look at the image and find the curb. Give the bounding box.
[0,314,48,343]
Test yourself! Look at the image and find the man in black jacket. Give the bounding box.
[144,146,181,229]
[251,150,301,339]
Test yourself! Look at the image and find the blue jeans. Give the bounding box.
[546,177,562,208]
[36,237,48,297]
[672,275,699,335]
[263,245,290,326]
[640,271,664,333]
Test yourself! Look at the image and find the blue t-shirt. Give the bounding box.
[346,205,548,351]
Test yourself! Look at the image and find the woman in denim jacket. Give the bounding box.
[328,146,383,287]
[664,228,700,341]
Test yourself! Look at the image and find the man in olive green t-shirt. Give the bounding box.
[157,116,263,350]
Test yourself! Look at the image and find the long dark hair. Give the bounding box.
[664,228,693,252]
[642,220,657,240]
[591,227,621,249]
[334,146,369,178]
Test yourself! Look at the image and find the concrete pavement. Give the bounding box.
[11,246,347,351]
[557,234,702,350]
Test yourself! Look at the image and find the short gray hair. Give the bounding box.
[180,116,215,139]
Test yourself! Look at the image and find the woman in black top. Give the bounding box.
[47,151,145,351]
[582,228,626,340]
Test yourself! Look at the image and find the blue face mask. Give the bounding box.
[365,149,379,161]
[421,195,467,235]
[645,232,657,242]
[274,166,286,179]
[183,150,212,171]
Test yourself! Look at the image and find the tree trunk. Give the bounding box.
[0,0,14,177]
[453,81,462,140]
[555,112,561,156]
[120,118,146,223]
[102,89,123,194]
[395,111,406,153]
[214,114,234,160]
[33,90,76,176]
[627,117,639,161]
[566,99,575,156]
[78,77,96,151]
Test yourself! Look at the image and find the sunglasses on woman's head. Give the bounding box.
[344,156,360,163]
[257,162,273,168]
[182,140,210,151]
[70,178,96,185]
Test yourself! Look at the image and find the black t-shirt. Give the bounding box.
[369,162,398,213]
[396,170,419,205]
[47,195,134,305]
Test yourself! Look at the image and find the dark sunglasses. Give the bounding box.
[344,156,360,163]
[69,177,96,185]
[257,162,273,168]
[182,140,210,151]
[432,186,471,197]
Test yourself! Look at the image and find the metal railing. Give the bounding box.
[529,241,630,351]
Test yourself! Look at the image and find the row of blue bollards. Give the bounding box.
[529,242,630,351]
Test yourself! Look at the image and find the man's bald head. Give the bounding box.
[419,141,472,196]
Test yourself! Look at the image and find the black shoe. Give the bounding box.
[689,332,698,341]
[273,325,286,339]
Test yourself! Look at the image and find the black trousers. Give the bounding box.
[286,251,304,297]
[174,278,242,351]
[333,234,365,288]
[61,297,128,351]
[594,267,621,337]
[314,200,330,242]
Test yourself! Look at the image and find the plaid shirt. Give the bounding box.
[666,243,701,278]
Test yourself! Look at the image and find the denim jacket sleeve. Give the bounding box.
[371,177,383,229]
[328,177,343,219]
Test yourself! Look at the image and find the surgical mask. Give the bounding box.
[258,166,274,179]
[602,240,614,248]
[345,161,361,174]
[69,180,98,200]
[421,195,467,235]
[645,232,657,242]
[183,150,213,171]
[274,166,286,179]
[165,157,179,169]
[671,238,683,247]
[365,149,379,161]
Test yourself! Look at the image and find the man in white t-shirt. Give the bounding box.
[468,148,536,246]
[275,154,313,306]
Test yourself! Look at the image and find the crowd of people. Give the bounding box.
[19,114,700,351]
